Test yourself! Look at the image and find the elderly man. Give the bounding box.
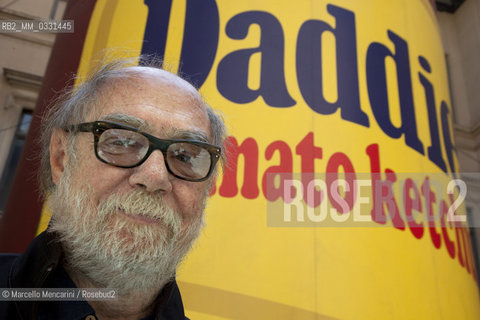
[0,60,227,319]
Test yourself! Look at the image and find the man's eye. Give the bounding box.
[112,139,136,147]
[103,138,145,152]
[174,150,192,163]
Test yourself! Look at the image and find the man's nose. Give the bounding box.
[128,150,173,192]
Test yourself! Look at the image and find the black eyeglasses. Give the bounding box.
[64,121,221,182]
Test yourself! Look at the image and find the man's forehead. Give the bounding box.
[98,66,204,108]
[121,66,200,98]
[86,67,212,141]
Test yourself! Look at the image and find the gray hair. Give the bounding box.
[39,57,228,197]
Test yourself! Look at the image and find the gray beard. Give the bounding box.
[48,164,204,295]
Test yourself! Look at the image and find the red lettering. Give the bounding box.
[455,222,471,273]
[326,152,356,213]
[219,136,259,199]
[440,199,455,259]
[422,177,441,249]
[366,144,405,229]
[262,140,293,201]
[404,178,423,239]
[451,195,476,279]
[295,132,323,207]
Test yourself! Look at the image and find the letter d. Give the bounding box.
[141,0,219,87]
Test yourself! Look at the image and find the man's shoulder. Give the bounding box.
[0,253,19,285]
[0,253,20,319]
[0,253,20,261]
[0,252,19,262]
[0,232,61,287]
[0,233,61,320]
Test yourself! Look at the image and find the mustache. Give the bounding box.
[98,189,175,218]
[96,189,182,232]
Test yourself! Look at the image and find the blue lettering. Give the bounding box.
[296,5,369,127]
[441,101,457,176]
[418,55,447,172]
[217,11,295,107]
[366,31,424,154]
[141,0,219,87]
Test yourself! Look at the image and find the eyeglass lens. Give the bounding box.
[97,128,212,180]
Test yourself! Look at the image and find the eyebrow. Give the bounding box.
[99,114,152,131]
[171,129,209,143]
[99,113,210,143]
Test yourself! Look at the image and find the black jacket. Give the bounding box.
[0,231,188,319]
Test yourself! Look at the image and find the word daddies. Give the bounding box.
[142,1,456,177]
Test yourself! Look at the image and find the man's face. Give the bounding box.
[70,69,212,229]
[49,68,212,291]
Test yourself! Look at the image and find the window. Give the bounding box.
[0,110,33,213]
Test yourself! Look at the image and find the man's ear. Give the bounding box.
[49,128,69,185]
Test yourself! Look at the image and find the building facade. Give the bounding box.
[0,0,65,211]
[437,0,480,275]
